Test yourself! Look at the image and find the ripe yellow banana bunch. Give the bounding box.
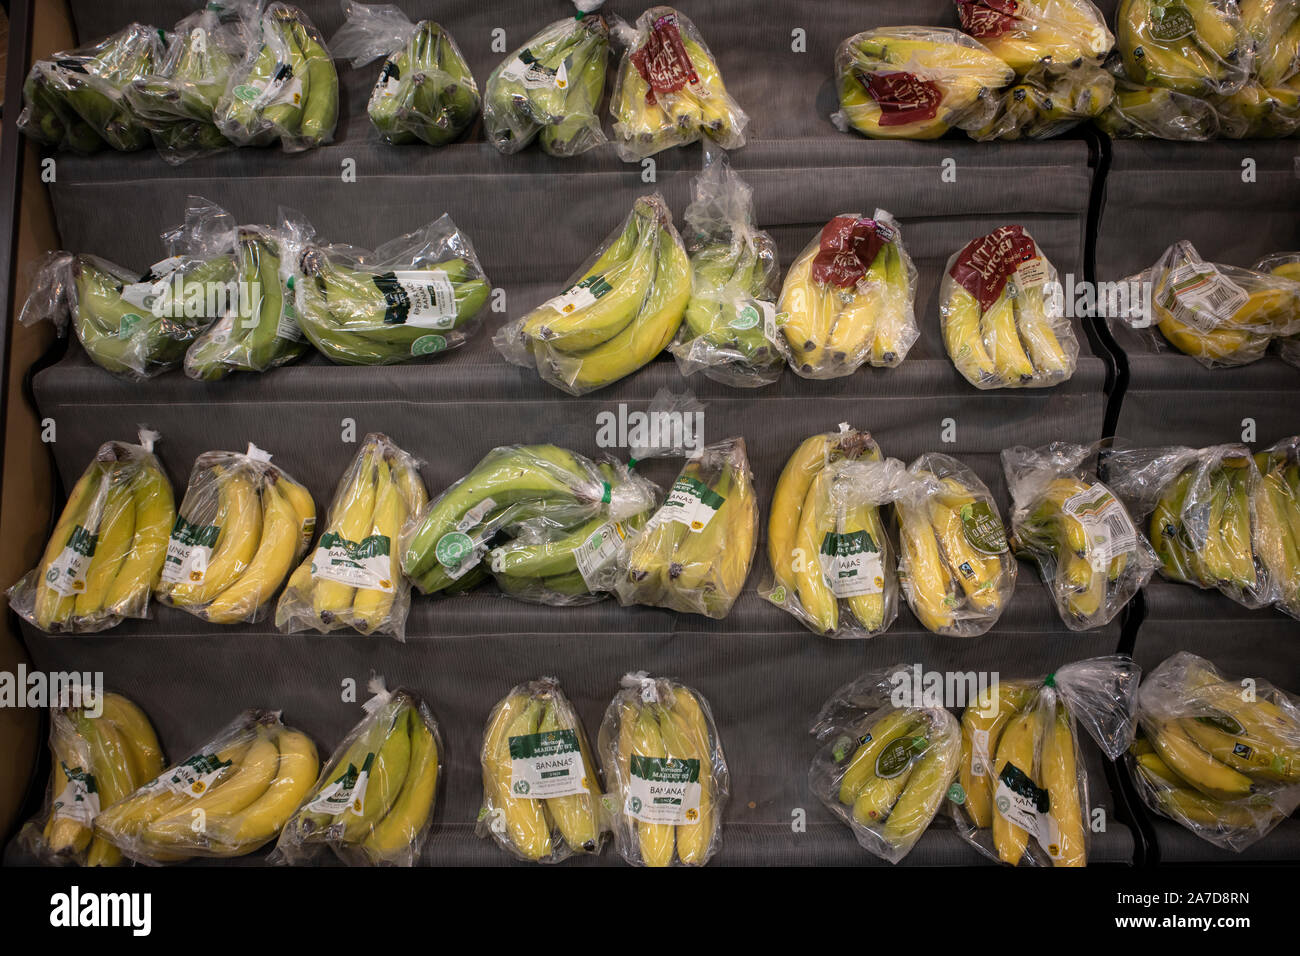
[895,453,1017,636]
[1117,0,1250,95]
[478,677,603,863]
[617,438,757,619]
[155,446,315,624]
[971,60,1116,140]
[276,684,441,866]
[95,710,318,863]
[276,433,427,639]
[22,692,163,867]
[957,0,1114,74]
[941,225,1077,388]
[1095,78,1222,138]
[598,673,728,867]
[9,435,174,634]
[611,7,748,160]
[777,212,918,378]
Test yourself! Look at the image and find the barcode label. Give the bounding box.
[1161,262,1248,332]
[1063,482,1137,570]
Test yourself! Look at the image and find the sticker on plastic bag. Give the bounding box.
[499,54,568,91]
[630,13,699,96]
[311,532,397,592]
[45,528,96,597]
[160,516,219,585]
[573,519,629,589]
[1159,262,1249,333]
[544,275,613,316]
[52,766,99,825]
[662,475,724,530]
[819,530,884,599]
[860,71,943,127]
[962,501,1010,555]
[305,756,373,816]
[1062,483,1137,569]
[375,270,457,329]
[509,729,589,799]
[949,226,1041,311]
[626,755,701,825]
[161,753,233,798]
[811,216,888,287]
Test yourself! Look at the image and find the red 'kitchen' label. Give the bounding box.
[956,0,1021,38]
[859,71,943,126]
[949,225,1040,311]
[811,216,891,287]
[631,14,698,101]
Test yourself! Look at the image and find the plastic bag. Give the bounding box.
[275,679,441,866]
[477,677,604,863]
[670,151,786,388]
[894,453,1017,636]
[809,664,962,863]
[9,431,174,634]
[216,3,338,152]
[483,9,610,156]
[776,212,919,378]
[1129,651,1300,852]
[969,61,1115,140]
[18,692,164,867]
[276,434,427,639]
[1003,441,1158,630]
[1094,75,1222,138]
[598,672,728,867]
[154,443,315,624]
[1254,251,1300,368]
[495,194,689,395]
[956,0,1114,73]
[940,225,1079,388]
[284,211,490,366]
[1116,0,1251,96]
[833,27,1015,140]
[949,656,1140,866]
[1211,80,1300,137]
[331,1,479,146]
[610,7,748,161]
[95,709,318,864]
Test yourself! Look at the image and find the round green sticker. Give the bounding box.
[875,735,922,779]
[729,304,760,331]
[232,84,260,103]
[947,783,966,805]
[411,334,447,356]
[435,531,473,568]
[118,313,143,339]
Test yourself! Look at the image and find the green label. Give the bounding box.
[64,524,98,558]
[947,782,967,805]
[435,531,474,568]
[574,274,613,300]
[169,515,220,550]
[820,529,878,560]
[729,304,760,330]
[319,531,391,561]
[1148,4,1195,41]
[875,735,926,779]
[960,500,1009,555]
[411,334,447,356]
[233,84,260,102]
[1199,712,1245,736]
[630,754,700,785]
[509,729,579,761]
[118,313,143,338]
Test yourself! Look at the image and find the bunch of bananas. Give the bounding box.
[365,20,479,146]
[618,438,757,619]
[479,678,603,862]
[971,61,1115,140]
[777,213,918,378]
[10,438,174,634]
[1256,252,1300,367]
[1095,79,1222,138]
[23,693,163,867]
[942,226,1077,388]
[1256,439,1300,618]
[834,27,1015,139]
[277,687,440,866]
[599,674,727,867]
[277,434,427,638]
[611,7,748,160]
[765,428,895,636]
[1131,652,1300,851]
[155,448,315,624]
[1118,0,1249,95]
[96,710,318,863]
[498,194,690,395]
[894,454,1017,636]
[483,14,610,156]
[957,0,1114,73]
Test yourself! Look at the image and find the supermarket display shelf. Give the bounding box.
[1144,820,1300,866]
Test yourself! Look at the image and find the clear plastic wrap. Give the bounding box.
[956,0,1114,73]
[1094,75,1222,138]
[776,211,919,378]
[331,1,479,146]
[949,656,1141,866]
[275,679,441,866]
[809,664,963,863]
[1129,651,1300,852]
[1253,251,1300,368]
[155,443,315,624]
[495,194,690,395]
[9,431,174,634]
[94,709,319,865]
[1116,0,1252,96]
[894,452,1017,637]
[940,225,1079,389]
[833,27,1015,140]
[1002,441,1158,630]
[477,677,604,863]
[610,7,748,161]
[18,692,164,867]
[283,210,490,366]
[1211,79,1300,137]
[970,61,1115,140]
[597,672,728,867]
[276,434,427,639]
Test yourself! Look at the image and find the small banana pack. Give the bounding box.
[277,434,427,639]
[478,677,605,863]
[276,680,441,866]
[972,61,1116,141]
[610,7,749,161]
[1116,0,1252,98]
[1129,652,1300,852]
[95,709,319,864]
[598,672,728,867]
[331,1,478,146]
[777,211,919,378]
[19,691,164,867]
[9,431,174,634]
[495,193,690,395]
[949,656,1140,867]
[155,443,315,624]
[809,664,963,864]
[941,225,1079,388]
[956,0,1114,74]
[1256,251,1300,369]
[1096,75,1222,140]
[1003,441,1158,630]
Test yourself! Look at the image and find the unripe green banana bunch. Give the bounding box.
[478,677,604,863]
[598,673,729,867]
[9,435,174,634]
[276,682,441,866]
[1117,0,1250,96]
[94,710,319,864]
[365,19,480,146]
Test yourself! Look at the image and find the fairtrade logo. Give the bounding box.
[996,795,1011,813]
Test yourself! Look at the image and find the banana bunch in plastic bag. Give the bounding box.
[956,0,1114,73]
[1255,251,1300,368]
[1117,0,1251,97]
[971,60,1116,140]
[1095,74,1223,138]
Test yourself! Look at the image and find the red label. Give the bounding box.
[631,14,698,101]
[811,216,890,287]
[949,225,1040,311]
[860,71,943,126]
[956,0,1021,37]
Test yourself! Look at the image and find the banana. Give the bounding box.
[165,466,262,607]
[879,719,959,851]
[99,693,164,783]
[839,709,923,806]
[364,709,439,864]
[1148,719,1255,801]
[537,696,600,854]
[983,286,1036,384]
[204,475,304,624]
[32,460,105,631]
[959,681,1035,829]
[1013,285,1071,377]
[72,473,136,623]
[628,704,675,868]
[992,709,1039,865]
[666,688,717,865]
[103,460,174,618]
[483,694,552,861]
[944,284,997,384]
[793,469,839,634]
[1040,703,1086,866]
[896,494,958,633]
[351,455,409,634]
[311,451,380,624]
[210,729,318,848]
